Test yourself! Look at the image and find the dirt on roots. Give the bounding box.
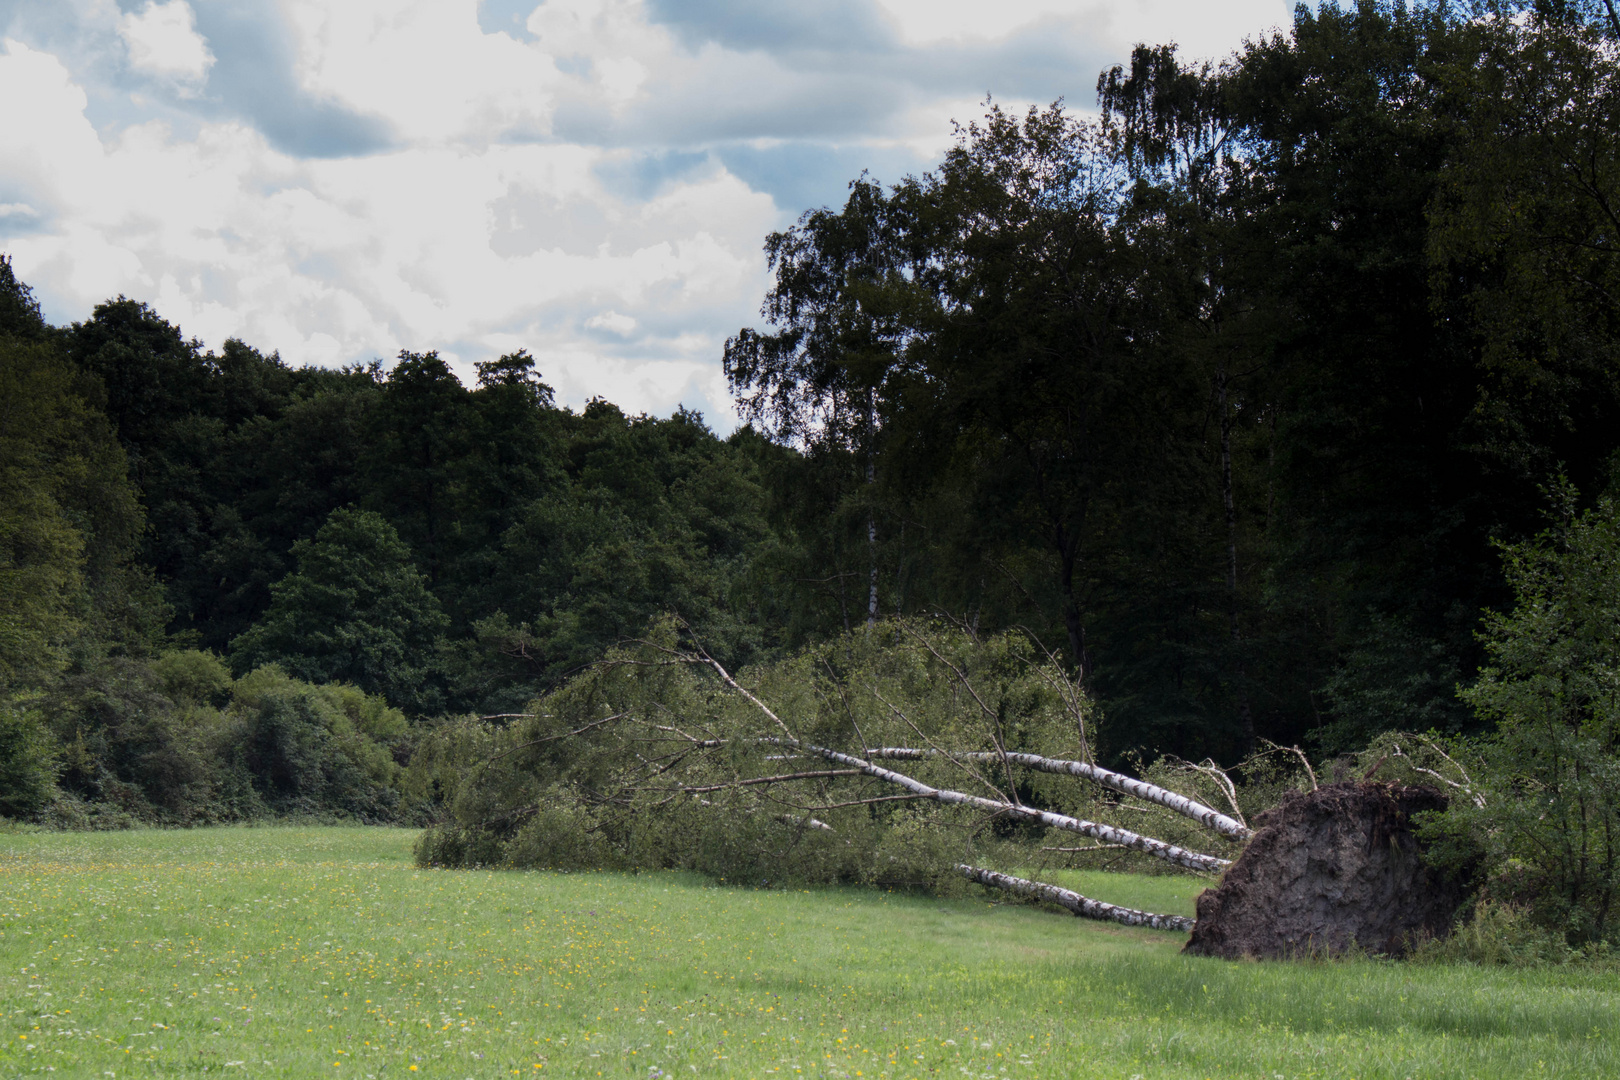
[1183,781,1471,959]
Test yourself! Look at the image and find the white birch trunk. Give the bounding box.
[865,748,1253,841]
[956,865,1193,932]
[776,740,1231,873]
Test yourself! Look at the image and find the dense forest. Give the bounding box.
[4,0,1620,832]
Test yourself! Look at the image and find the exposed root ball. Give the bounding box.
[1183,782,1469,959]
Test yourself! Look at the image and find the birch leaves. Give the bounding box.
[416,619,1245,927]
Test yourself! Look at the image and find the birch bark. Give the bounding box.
[775,739,1231,873]
[956,865,1193,931]
[865,747,1253,840]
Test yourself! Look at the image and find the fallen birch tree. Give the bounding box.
[411,618,1267,930]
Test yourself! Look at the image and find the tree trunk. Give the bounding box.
[956,865,1193,931]
[1217,363,1255,746]
[778,739,1231,873]
[1056,521,1087,678]
[865,747,1252,840]
[866,404,879,628]
[867,511,879,628]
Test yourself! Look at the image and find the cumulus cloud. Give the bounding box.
[118,0,214,92]
[587,310,639,336]
[0,0,1297,428]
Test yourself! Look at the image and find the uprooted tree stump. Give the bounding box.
[1183,782,1470,959]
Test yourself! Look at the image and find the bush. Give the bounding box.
[1424,490,1620,945]
[1410,901,1578,967]
[152,649,232,707]
[0,701,56,819]
[230,666,403,820]
[17,649,416,826]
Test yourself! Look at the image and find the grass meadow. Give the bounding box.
[0,828,1612,1079]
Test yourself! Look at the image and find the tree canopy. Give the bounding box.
[6,0,1620,832]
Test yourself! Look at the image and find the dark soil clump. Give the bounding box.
[1183,781,1469,959]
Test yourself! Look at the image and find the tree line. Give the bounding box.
[4,1,1620,842]
[725,0,1620,763]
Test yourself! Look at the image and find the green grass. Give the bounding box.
[0,828,1613,1078]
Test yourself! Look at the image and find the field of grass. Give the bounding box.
[0,828,1612,1078]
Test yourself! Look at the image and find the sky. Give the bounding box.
[0,0,1295,429]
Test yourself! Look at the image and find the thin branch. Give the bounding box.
[647,722,723,747]
[825,658,871,756]
[1389,739,1486,808]
[897,623,1022,802]
[619,638,797,740]
[477,713,628,772]
[869,687,1011,803]
[775,793,935,811]
[1040,844,1127,853]
[1415,735,1477,790]
[780,814,835,832]
[696,654,796,740]
[672,769,863,794]
[1011,624,1091,760]
[1159,754,1249,826]
[1260,740,1317,793]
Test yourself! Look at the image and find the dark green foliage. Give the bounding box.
[228,667,403,820]
[0,273,422,826]
[152,648,233,708]
[1317,614,1467,754]
[0,702,55,819]
[0,337,95,688]
[721,4,1620,764]
[14,1,1620,847]
[231,509,449,713]
[33,649,412,826]
[62,297,378,651]
[0,256,47,341]
[458,404,779,700]
[40,295,789,717]
[361,351,472,586]
[1425,491,1620,944]
[0,319,158,688]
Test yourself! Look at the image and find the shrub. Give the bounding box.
[152,649,233,707]
[231,666,402,820]
[0,701,56,819]
[1425,490,1620,945]
[1410,901,1577,967]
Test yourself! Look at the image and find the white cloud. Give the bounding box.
[1,0,1299,429]
[587,310,639,335]
[874,0,1293,59]
[118,0,215,91]
[285,0,558,143]
[0,40,104,216]
[0,30,774,420]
